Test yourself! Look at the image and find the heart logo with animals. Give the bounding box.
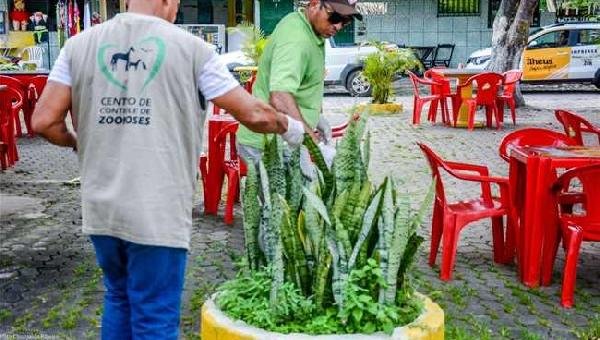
[97,36,166,93]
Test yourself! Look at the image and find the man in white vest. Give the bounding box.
[31,0,305,338]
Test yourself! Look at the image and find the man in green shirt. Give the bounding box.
[237,0,362,166]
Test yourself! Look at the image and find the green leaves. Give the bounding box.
[231,110,431,335]
[362,43,421,104]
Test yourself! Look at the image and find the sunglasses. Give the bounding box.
[322,4,353,25]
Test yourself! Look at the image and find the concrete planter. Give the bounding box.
[201,293,444,340]
[356,103,403,115]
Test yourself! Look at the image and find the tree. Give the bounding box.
[486,0,540,105]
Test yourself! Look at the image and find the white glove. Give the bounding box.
[318,142,336,169]
[282,116,305,148]
[316,116,332,145]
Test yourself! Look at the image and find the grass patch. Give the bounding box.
[576,314,600,340]
[0,308,12,322]
[521,328,543,340]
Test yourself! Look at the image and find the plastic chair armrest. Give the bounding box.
[445,161,490,176]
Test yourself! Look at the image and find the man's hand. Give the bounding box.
[316,116,332,144]
[282,116,305,148]
[270,91,319,142]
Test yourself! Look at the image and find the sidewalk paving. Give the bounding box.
[1,87,599,339]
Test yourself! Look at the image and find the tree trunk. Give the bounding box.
[486,0,540,106]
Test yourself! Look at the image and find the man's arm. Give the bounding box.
[270,91,319,141]
[212,86,288,134]
[31,81,76,149]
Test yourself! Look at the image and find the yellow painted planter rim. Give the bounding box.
[201,292,444,340]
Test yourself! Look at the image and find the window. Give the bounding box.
[575,29,600,46]
[438,0,480,16]
[527,30,570,49]
[488,0,540,28]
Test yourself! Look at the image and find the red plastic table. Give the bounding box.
[430,68,487,128]
[508,145,600,287]
[203,114,238,215]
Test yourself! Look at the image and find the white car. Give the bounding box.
[465,22,600,88]
[219,38,397,96]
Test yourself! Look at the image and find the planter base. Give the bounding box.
[201,293,444,340]
[355,103,403,115]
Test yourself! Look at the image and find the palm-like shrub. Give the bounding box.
[362,42,421,104]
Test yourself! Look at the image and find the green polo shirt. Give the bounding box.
[236,9,325,150]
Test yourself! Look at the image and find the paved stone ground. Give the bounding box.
[0,84,599,339]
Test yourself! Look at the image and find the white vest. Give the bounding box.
[66,13,213,249]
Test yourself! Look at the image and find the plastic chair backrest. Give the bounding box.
[498,127,577,162]
[214,122,240,161]
[553,164,600,222]
[3,86,23,109]
[0,76,27,95]
[555,109,600,146]
[501,70,522,96]
[407,71,423,97]
[28,75,48,98]
[461,72,503,105]
[407,71,438,98]
[25,46,44,67]
[426,69,452,96]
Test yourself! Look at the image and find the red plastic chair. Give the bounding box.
[554,109,600,146]
[452,72,504,131]
[0,86,16,170]
[0,75,34,138]
[496,70,522,125]
[543,164,600,308]
[1,86,24,165]
[407,71,442,125]
[202,122,247,225]
[424,68,453,125]
[498,128,578,162]
[418,142,514,281]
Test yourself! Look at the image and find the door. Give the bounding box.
[522,29,572,81]
[569,29,600,80]
[258,0,293,35]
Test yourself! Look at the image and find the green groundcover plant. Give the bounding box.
[215,110,434,335]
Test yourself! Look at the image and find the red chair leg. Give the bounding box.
[440,214,458,281]
[467,102,477,131]
[561,224,583,308]
[13,111,23,138]
[541,223,562,286]
[508,98,516,125]
[491,216,506,264]
[427,100,439,123]
[0,143,7,170]
[24,109,34,137]
[503,209,518,264]
[224,168,239,225]
[429,201,444,266]
[412,98,421,124]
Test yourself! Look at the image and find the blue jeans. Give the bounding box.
[90,235,187,340]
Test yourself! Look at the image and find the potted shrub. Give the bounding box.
[360,42,421,114]
[227,22,267,85]
[201,112,443,339]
